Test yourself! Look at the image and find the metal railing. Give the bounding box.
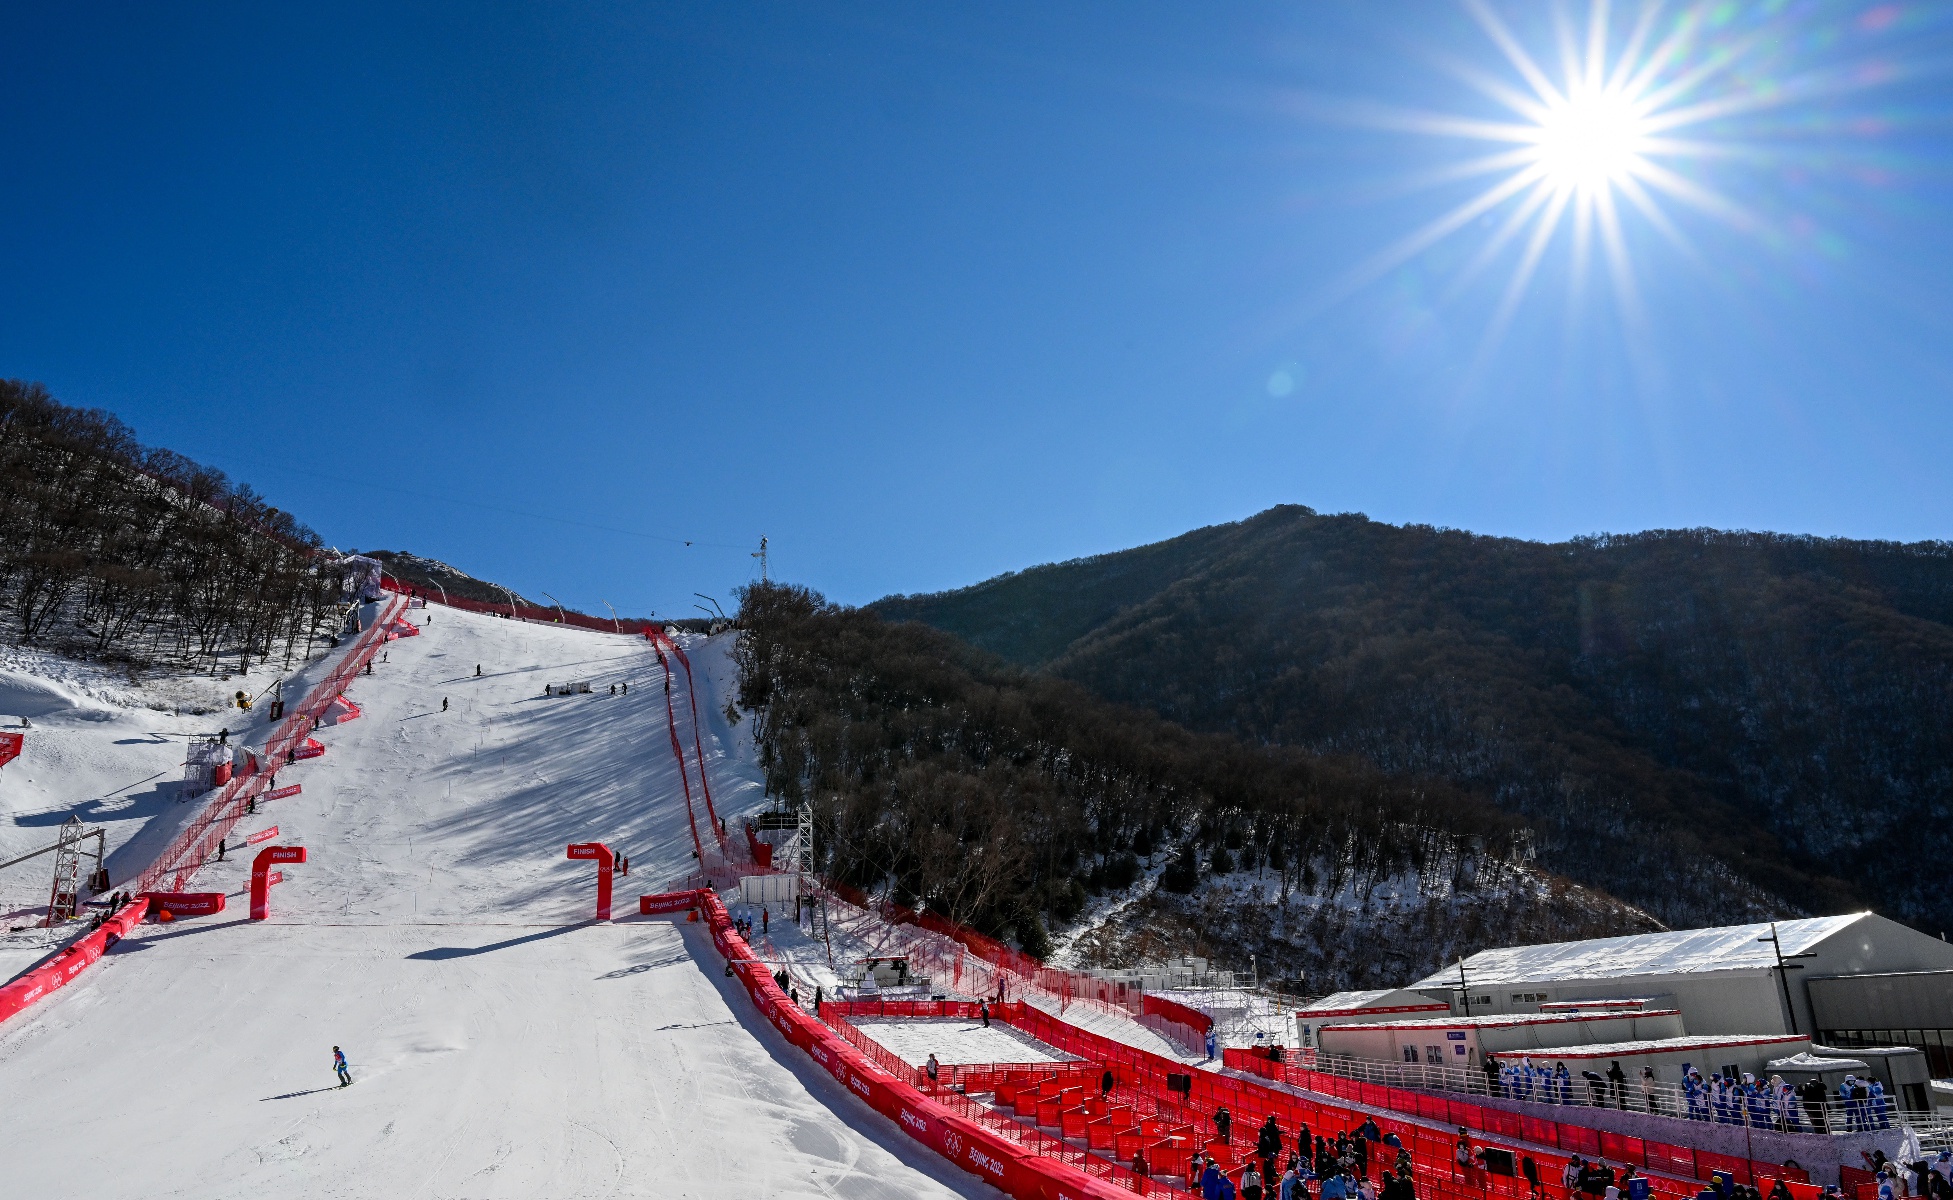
[1292,1050,1952,1143]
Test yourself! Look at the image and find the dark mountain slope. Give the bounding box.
[875,506,1953,933]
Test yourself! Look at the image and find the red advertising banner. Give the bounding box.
[265,783,302,800]
[638,890,702,915]
[143,892,226,917]
[0,731,22,770]
[245,826,280,846]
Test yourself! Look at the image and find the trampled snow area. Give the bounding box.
[0,607,994,1199]
[853,1017,1078,1068]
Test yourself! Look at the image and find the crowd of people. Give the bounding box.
[1154,1111,1417,1200]
[1485,1055,1895,1133]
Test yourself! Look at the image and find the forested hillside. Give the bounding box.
[734,581,1656,988]
[0,380,348,670]
[875,505,1953,935]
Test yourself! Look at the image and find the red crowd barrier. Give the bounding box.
[673,888,1142,1198]
[638,891,700,915]
[142,892,226,917]
[1141,994,1215,1036]
[131,593,406,899]
[0,897,150,1025]
[1220,1050,1805,1192]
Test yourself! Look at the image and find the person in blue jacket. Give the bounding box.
[1203,1158,1226,1200]
[1556,1062,1574,1105]
[1868,1080,1891,1129]
[333,1046,351,1087]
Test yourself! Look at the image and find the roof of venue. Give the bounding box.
[1322,1010,1680,1033]
[1297,989,1451,1018]
[1484,1034,1808,1060]
[1407,914,1871,991]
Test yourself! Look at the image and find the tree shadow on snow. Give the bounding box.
[679,922,1007,1199]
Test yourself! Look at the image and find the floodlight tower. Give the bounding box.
[753,535,768,582]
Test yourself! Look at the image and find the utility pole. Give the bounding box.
[753,535,768,582]
[1758,921,1816,1035]
[1457,957,1472,1017]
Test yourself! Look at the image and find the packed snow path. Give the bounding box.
[0,606,990,1199]
[853,1017,1078,1068]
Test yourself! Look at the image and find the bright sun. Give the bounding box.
[1532,90,1650,192]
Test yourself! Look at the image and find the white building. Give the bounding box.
[1293,989,1451,1049]
[1317,1008,1687,1070]
[1407,913,1953,1041]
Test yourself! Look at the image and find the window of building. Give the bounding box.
[1425,1045,1444,1065]
[1403,1046,1419,1063]
[1509,992,1548,1003]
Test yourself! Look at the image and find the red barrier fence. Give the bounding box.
[0,897,150,1025]
[131,594,406,898]
[669,888,1145,1198]
[1221,1050,1805,1191]
[379,574,663,637]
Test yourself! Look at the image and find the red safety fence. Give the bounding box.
[0,731,21,769]
[1142,994,1216,1036]
[131,594,406,898]
[1222,1050,1807,1191]
[380,574,662,637]
[670,887,1149,1198]
[0,897,150,1026]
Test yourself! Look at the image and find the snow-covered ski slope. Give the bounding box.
[0,606,991,1200]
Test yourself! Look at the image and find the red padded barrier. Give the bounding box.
[143,891,226,917]
[265,783,302,801]
[638,890,702,915]
[0,897,149,1025]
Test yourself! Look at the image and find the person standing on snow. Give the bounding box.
[925,1053,940,1084]
[333,1046,351,1087]
[979,1000,990,1027]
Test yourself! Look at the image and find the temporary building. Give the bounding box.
[1407,913,1953,1040]
[1317,1008,1687,1070]
[1294,989,1452,1049]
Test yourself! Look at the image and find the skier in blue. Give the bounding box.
[333,1046,352,1087]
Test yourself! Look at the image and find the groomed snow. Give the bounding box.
[852,1017,1078,1068]
[0,606,994,1199]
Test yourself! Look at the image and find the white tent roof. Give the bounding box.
[1408,914,1870,990]
[1298,989,1445,1015]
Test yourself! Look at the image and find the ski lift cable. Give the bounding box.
[276,466,750,551]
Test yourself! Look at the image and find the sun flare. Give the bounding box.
[1307,0,1873,356]
[1532,89,1650,193]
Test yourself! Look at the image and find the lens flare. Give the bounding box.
[1532,89,1649,192]
[1299,0,1925,368]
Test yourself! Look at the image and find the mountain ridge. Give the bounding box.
[873,504,1953,935]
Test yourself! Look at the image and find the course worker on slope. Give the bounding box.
[334,1046,352,1087]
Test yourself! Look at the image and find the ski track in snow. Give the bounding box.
[0,608,997,1199]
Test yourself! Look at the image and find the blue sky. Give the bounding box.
[3,2,1950,618]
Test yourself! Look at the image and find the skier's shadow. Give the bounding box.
[405,921,593,960]
[261,1086,342,1101]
